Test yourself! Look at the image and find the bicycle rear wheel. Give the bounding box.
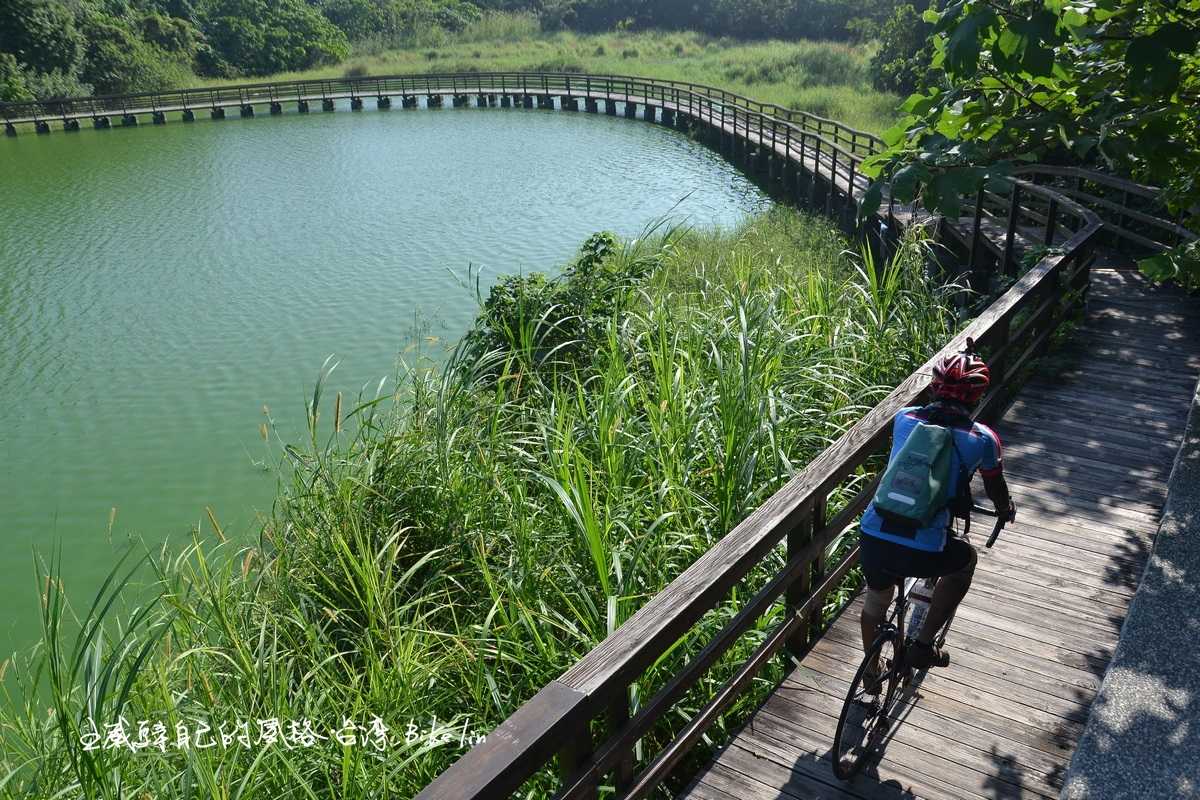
[832,629,901,780]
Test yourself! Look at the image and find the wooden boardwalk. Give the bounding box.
[679,264,1200,800]
[74,72,1182,800]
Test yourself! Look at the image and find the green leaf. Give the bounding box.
[1126,24,1198,96]
[1022,44,1054,77]
[946,9,996,75]
[881,122,910,147]
[891,162,930,202]
[1138,253,1175,283]
[858,181,884,223]
[922,8,940,24]
[1061,9,1087,29]
[859,152,891,179]
[933,1,966,34]
[997,29,1022,58]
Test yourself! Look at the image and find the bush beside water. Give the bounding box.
[0,209,955,798]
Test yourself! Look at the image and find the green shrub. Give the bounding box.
[203,0,349,76]
[868,3,935,95]
[0,0,84,75]
[463,232,648,369]
[0,52,33,102]
[79,14,192,95]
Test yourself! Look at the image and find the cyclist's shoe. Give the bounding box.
[904,640,950,670]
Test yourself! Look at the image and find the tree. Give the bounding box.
[139,12,201,56]
[861,0,1200,289]
[320,0,391,40]
[79,14,189,95]
[0,52,34,102]
[204,0,350,75]
[0,0,85,75]
[869,3,935,95]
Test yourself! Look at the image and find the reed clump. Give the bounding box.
[0,209,954,798]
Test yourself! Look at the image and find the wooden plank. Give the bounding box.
[734,710,1002,800]
[1003,478,1164,525]
[808,632,1093,727]
[825,598,1109,693]
[819,620,1100,703]
[997,521,1152,561]
[998,418,1182,460]
[783,663,1077,761]
[768,675,1064,798]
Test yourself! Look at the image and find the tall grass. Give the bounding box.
[457,11,542,43]
[0,210,954,798]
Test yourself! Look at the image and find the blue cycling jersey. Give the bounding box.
[860,404,1003,552]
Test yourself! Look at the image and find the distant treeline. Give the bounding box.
[0,0,912,101]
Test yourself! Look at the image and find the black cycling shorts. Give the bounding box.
[859,533,976,591]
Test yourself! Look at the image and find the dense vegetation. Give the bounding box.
[0,0,911,101]
[0,210,956,798]
[860,0,1200,287]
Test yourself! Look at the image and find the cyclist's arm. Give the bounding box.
[976,423,1016,521]
[983,471,1013,519]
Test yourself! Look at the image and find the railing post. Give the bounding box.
[785,510,815,659]
[826,148,838,216]
[846,158,857,228]
[1044,198,1059,246]
[1004,183,1021,275]
[969,184,985,287]
[606,690,635,793]
[805,497,828,644]
[558,718,597,800]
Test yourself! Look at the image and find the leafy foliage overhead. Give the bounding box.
[861,0,1200,288]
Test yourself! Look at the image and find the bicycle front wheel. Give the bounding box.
[831,629,901,780]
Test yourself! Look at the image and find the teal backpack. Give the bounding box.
[873,420,959,527]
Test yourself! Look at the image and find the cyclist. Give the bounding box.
[857,349,1016,676]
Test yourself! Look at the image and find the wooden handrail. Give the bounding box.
[411,87,1104,799]
[0,72,875,170]
[0,69,1139,800]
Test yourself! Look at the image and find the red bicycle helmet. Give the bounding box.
[931,341,990,405]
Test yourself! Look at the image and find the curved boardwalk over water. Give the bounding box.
[9,73,1196,800]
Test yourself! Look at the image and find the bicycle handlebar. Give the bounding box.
[970,502,1009,549]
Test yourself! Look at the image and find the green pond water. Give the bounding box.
[0,103,769,657]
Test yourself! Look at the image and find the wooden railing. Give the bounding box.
[413,175,1099,800]
[0,72,881,157]
[384,79,1101,798]
[4,71,1165,800]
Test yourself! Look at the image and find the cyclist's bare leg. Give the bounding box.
[861,586,894,668]
[915,548,977,646]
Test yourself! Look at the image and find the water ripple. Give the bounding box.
[0,106,770,652]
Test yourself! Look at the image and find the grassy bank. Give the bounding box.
[0,208,953,798]
[200,21,901,134]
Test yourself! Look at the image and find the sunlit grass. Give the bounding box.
[0,210,953,798]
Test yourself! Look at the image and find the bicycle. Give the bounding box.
[830,501,1009,780]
